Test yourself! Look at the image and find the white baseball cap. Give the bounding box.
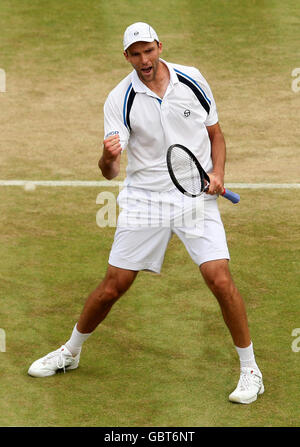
[123,22,159,51]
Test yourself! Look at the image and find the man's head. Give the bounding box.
[123,23,162,84]
[123,22,159,52]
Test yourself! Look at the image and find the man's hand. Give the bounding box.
[206,171,225,196]
[102,135,123,161]
[99,135,122,180]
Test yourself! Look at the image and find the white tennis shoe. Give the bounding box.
[229,367,264,404]
[28,345,80,377]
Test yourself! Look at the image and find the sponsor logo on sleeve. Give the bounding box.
[105,130,120,138]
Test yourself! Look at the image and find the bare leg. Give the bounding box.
[200,259,251,347]
[27,265,138,376]
[77,265,138,334]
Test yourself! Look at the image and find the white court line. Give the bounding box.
[0,180,299,189]
[0,180,121,187]
[225,183,300,189]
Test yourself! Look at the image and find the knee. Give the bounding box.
[205,272,233,294]
[98,276,130,306]
[102,282,121,304]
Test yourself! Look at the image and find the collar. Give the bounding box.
[131,58,179,94]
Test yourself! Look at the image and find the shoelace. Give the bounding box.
[43,349,67,373]
[239,372,251,391]
[239,371,261,391]
[56,350,66,373]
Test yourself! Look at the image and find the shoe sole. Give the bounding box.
[229,383,264,404]
[65,363,79,371]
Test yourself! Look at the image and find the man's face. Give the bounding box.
[124,41,162,84]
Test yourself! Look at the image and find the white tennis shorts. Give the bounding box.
[108,187,230,273]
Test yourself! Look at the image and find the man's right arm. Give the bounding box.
[98,135,122,180]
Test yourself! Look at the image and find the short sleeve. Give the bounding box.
[104,93,130,150]
[203,83,218,127]
[192,68,218,127]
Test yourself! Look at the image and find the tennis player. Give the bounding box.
[28,22,264,404]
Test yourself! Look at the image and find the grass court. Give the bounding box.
[0,0,299,427]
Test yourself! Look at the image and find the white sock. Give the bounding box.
[65,324,92,356]
[235,342,261,376]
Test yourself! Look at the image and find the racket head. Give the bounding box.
[166,144,210,197]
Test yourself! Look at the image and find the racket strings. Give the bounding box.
[170,146,205,196]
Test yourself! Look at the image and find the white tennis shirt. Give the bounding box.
[104,59,218,191]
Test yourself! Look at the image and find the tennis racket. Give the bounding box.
[166,144,240,204]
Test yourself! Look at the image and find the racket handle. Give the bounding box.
[221,188,240,204]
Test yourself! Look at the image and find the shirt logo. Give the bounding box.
[105,130,119,138]
[184,109,191,117]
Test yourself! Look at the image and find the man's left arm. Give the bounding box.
[206,122,226,195]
